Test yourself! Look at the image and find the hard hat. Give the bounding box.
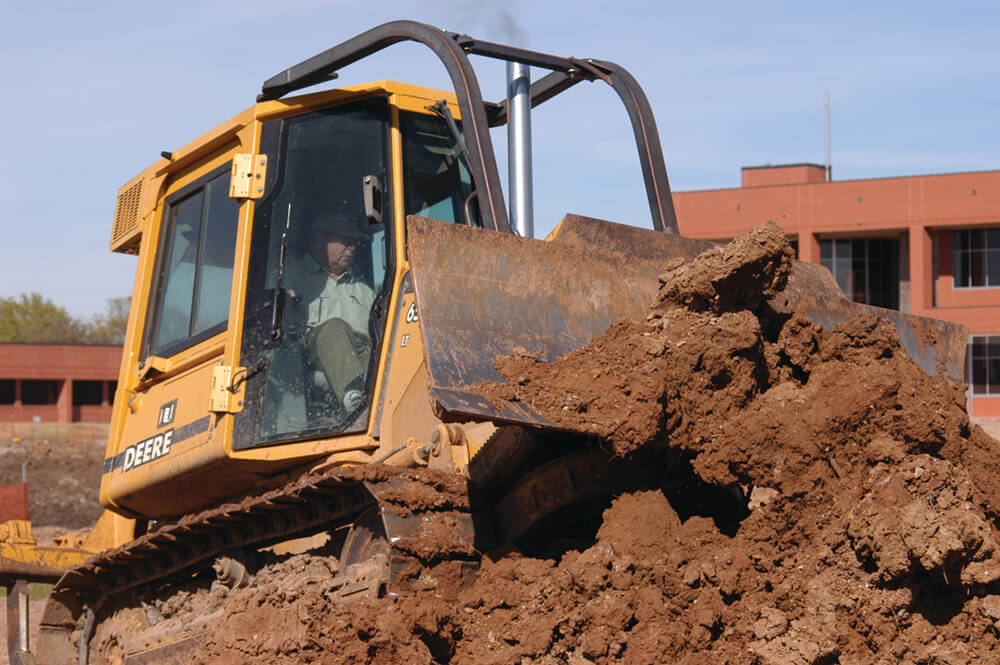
[310,211,368,238]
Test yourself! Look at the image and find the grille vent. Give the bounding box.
[111,179,143,254]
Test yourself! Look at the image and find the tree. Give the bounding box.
[86,296,131,345]
[0,293,131,344]
[0,293,85,343]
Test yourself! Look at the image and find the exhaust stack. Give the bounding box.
[507,62,534,238]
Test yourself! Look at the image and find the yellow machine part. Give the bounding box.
[0,520,91,582]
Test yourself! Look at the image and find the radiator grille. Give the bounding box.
[111,179,143,254]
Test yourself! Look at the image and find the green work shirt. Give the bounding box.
[284,253,375,338]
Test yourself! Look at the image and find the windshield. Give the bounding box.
[401,110,479,227]
[235,97,392,448]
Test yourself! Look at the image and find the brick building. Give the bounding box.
[673,165,1000,417]
[0,344,121,423]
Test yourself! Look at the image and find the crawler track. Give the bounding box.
[40,465,477,663]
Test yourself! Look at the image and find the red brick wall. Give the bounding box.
[970,397,1000,418]
[675,171,1000,242]
[0,404,60,422]
[741,164,827,188]
[75,404,114,423]
[0,345,121,380]
[0,344,121,423]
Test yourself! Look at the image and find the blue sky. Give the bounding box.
[2,1,998,317]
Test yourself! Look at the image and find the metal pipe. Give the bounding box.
[18,583,28,656]
[6,579,29,663]
[78,607,96,665]
[507,62,534,238]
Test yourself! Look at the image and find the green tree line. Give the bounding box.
[0,293,130,345]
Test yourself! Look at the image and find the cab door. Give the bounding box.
[233,96,394,449]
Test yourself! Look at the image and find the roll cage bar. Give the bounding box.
[259,19,678,235]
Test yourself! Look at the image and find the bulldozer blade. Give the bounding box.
[549,215,968,379]
[406,215,968,430]
[406,214,687,429]
[773,261,968,380]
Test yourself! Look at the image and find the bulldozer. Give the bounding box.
[1,20,968,665]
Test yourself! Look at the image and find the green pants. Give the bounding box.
[305,318,372,400]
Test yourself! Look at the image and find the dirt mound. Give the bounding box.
[182,221,1000,663]
[0,436,105,530]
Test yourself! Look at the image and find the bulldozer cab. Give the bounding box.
[100,82,486,519]
[236,95,475,445]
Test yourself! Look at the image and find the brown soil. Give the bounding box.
[0,436,105,530]
[45,222,1000,663]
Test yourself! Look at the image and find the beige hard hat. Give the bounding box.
[311,211,368,238]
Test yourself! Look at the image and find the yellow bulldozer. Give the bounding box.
[1,20,967,665]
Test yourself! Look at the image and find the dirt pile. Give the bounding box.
[190,221,1000,664]
[0,437,105,530]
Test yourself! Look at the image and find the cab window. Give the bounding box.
[401,110,479,226]
[146,166,239,357]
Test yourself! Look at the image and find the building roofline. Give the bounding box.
[741,162,825,171]
[675,168,1000,194]
[0,342,122,349]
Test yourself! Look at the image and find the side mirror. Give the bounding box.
[363,175,383,225]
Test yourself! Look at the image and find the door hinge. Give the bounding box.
[209,365,246,413]
[229,153,267,199]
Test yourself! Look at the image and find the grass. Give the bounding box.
[0,582,53,601]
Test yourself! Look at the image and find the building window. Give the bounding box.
[0,380,14,404]
[73,380,104,406]
[819,238,899,309]
[953,229,1000,288]
[21,380,59,405]
[970,336,1000,395]
[820,239,852,296]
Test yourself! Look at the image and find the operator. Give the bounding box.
[283,212,374,413]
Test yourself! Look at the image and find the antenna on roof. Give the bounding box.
[824,91,832,182]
